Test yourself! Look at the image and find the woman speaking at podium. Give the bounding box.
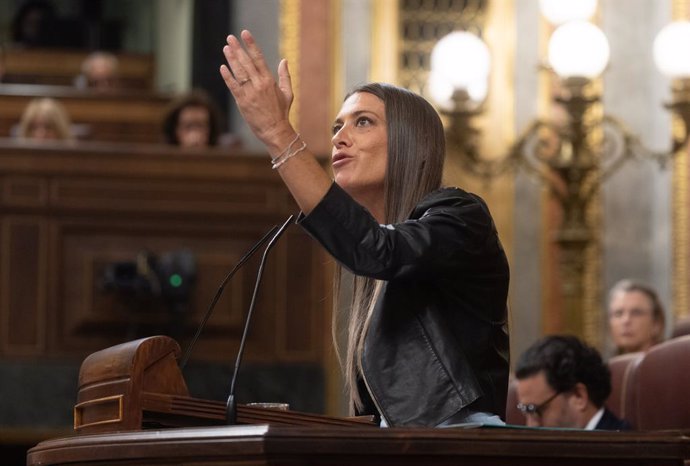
[220,30,510,428]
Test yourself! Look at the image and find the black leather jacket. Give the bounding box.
[299,182,510,427]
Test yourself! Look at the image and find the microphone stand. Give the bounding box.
[178,224,280,370]
[226,214,295,424]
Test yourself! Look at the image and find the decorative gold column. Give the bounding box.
[371,0,399,84]
[280,0,342,417]
[280,0,301,130]
[672,0,690,323]
[540,15,604,346]
[280,0,334,155]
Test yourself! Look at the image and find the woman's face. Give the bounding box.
[331,92,388,204]
[608,290,662,353]
[27,115,59,140]
[176,105,211,148]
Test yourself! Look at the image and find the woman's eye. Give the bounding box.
[331,124,342,135]
[356,117,371,126]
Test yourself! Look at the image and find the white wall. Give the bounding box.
[155,0,193,92]
[228,0,281,152]
[511,0,543,365]
[601,0,672,332]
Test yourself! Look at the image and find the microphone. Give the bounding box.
[178,223,280,370]
[226,214,295,424]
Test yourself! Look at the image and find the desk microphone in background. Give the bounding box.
[178,223,280,370]
[226,214,295,424]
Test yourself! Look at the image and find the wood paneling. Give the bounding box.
[1,217,47,355]
[0,140,328,364]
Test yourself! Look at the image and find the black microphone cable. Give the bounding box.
[178,223,280,370]
[226,214,295,424]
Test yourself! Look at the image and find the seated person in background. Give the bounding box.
[162,90,221,149]
[16,97,74,141]
[75,51,120,91]
[607,279,665,354]
[515,335,631,430]
[11,0,56,47]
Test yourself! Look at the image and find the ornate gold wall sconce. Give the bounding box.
[428,0,690,335]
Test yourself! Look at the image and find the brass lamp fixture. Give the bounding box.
[428,1,690,336]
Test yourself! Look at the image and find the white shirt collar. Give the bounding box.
[584,407,605,430]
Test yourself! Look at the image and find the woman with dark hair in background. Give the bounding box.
[162,89,222,149]
[11,0,56,47]
[219,30,510,427]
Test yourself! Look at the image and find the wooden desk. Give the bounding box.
[27,424,690,466]
[0,83,172,142]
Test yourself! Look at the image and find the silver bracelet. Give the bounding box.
[272,140,307,170]
[270,133,301,164]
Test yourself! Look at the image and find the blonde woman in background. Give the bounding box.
[17,97,74,141]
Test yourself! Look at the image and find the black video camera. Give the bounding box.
[102,249,197,314]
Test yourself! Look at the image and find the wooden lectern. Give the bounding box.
[72,335,373,433]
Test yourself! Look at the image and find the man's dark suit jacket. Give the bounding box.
[595,408,633,431]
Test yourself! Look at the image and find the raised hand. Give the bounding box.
[220,30,295,155]
[219,29,332,215]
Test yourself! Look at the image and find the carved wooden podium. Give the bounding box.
[72,335,373,433]
[26,336,690,466]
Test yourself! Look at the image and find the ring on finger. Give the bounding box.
[239,78,252,86]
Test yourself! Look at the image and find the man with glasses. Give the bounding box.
[514,335,631,430]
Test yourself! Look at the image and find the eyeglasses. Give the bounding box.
[516,391,561,418]
[609,308,653,319]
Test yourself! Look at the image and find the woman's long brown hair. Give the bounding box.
[332,83,446,413]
